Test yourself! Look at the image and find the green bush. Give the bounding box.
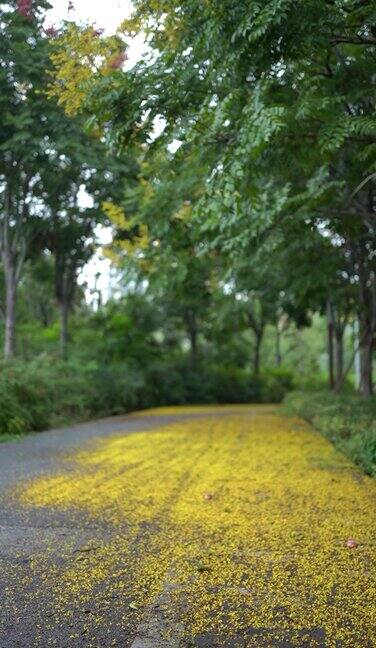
[204,366,252,403]
[141,363,293,406]
[0,357,294,439]
[259,368,295,403]
[142,362,188,406]
[285,390,376,476]
[90,364,144,415]
[0,358,93,435]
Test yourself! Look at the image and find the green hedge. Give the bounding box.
[141,363,293,407]
[0,358,294,439]
[0,358,94,435]
[285,390,376,477]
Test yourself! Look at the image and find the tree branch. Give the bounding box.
[330,35,376,46]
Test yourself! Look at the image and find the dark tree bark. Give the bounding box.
[327,302,335,390]
[334,327,344,392]
[55,252,76,360]
[345,188,376,397]
[248,308,265,377]
[253,328,264,376]
[59,298,69,359]
[359,318,374,397]
[357,286,375,397]
[353,236,375,398]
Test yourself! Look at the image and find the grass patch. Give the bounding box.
[0,432,26,444]
[284,390,376,477]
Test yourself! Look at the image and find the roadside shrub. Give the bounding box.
[141,363,293,406]
[0,357,295,439]
[0,358,93,434]
[204,366,252,404]
[142,362,188,406]
[285,390,376,476]
[0,382,32,435]
[259,368,294,403]
[90,364,144,415]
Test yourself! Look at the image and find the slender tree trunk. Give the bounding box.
[1,179,30,358]
[334,329,344,392]
[187,311,198,368]
[350,237,375,397]
[353,319,361,390]
[327,302,335,390]
[4,262,17,358]
[275,326,282,367]
[253,330,264,376]
[359,318,373,397]
[59,299,69,359]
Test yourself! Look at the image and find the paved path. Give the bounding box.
[0,405,375,647]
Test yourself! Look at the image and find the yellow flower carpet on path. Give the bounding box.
[18,409,376,646]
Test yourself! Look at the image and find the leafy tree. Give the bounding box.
[0,1,129,357]
[40,128,121,357]
[76,0,375,395]
[101,144,215,367]
[39,0,376,397]
[0,1,55,355]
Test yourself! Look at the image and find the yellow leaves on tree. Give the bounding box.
[102,201,128,230]
[102,201,150,266]
[47,24,126,116]
[118,1,183,49]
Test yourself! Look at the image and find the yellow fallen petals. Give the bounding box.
[18,410,376,645]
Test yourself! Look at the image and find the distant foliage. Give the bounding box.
[0,358,294,438]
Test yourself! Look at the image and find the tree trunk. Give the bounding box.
[334,329,344,392]
[327,302,335,390]
[359,319,373,397]
[4,264,17,358]
[253,330,264,376]
[353,319,361,390]
[59,299,69,359]
[187,311,198,368]
[275,326,282,367]
[350,237,375,397]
